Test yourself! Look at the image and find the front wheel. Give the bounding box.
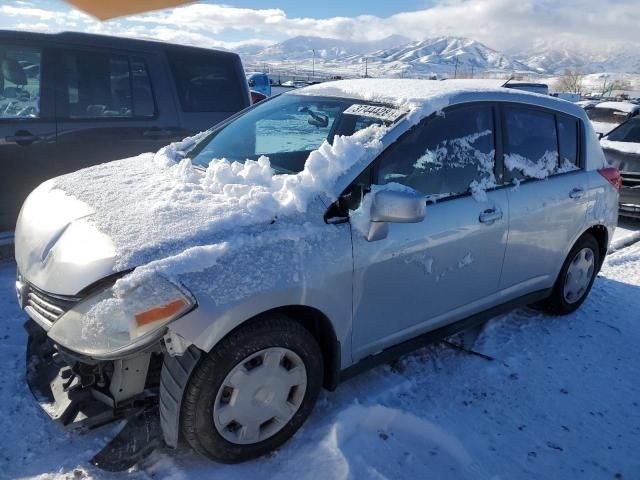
[539,233,600,315]
[181,316,323,463]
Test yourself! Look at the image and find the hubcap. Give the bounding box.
[563,247,595,304]
[213,347,307,445]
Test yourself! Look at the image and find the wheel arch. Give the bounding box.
[160,304,341,449]
[217,305,341,392]
[583,224,608,270]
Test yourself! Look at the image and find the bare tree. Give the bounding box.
[554,69,585,95]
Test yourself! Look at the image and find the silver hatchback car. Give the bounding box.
[15,79,620,468]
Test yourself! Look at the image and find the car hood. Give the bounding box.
[15,152,323,296]
[15,179,118,296]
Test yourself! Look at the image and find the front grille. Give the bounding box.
[26,285,79,324]
[621,171,640,189]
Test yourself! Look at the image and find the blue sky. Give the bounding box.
[1,0,639,54]
[218,0,433,18]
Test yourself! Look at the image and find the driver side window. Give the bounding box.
[376,105,496,200]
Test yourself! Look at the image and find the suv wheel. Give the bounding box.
[181,316,323,463]
[539,233,600,315]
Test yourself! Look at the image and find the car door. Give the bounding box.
[350,103,509,360]
[0,40,56,232]
[54,45,185,174]
[498,104,588,298]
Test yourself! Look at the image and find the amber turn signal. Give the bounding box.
[135,299,188,327]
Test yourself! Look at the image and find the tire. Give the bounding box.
[181,316,323,463]
[538,233,600,315]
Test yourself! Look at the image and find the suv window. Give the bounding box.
[62,50,155,119]
[0,44,41,118]
[377,105,496,200]
[504,106,558,180]
[167,48,243,112]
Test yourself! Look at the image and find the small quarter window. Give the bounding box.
[557,115,579,168]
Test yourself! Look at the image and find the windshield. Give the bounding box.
[607,118,640,143]
[587,107,629,125]
[188,94,402,173]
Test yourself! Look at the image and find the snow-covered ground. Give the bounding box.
[1,238,639,479]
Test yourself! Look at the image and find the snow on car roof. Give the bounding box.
[595,101,640,113]
[291,78,553,124]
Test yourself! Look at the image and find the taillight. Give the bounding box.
[598,167,622,191]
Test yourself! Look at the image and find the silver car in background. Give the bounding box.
[14,80,620,468]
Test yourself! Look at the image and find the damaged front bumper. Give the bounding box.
[25,319,164,471]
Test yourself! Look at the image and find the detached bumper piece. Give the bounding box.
[25,320,163,471]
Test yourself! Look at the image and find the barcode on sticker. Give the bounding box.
[343,104,405,122]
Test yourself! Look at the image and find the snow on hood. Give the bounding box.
[52,124,388,288]
[590,121,619,136]
[601,139,640,156]
[595,101,640,114]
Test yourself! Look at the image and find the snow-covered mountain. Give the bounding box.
[243,35,640,78]
[518,40,640,74]
[246,35,535,78]
[255,35,410,61]
[367,37,531,74]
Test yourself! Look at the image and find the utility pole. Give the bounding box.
[312,49,315,80]
[364,57,368,78]
[454,56,459,79]
[471,65,475,78]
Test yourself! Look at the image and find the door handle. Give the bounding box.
[479,208,503,224]
[6,130,41,146]
[569,187,585,199]
[143,127,175,139]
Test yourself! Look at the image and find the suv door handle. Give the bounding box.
[143,127,175,139]
[569,187,585,199]
[6,130,41,146]
[479,208,503,224]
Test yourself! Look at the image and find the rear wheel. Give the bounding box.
[539,233,600,315]
[181,316,323,463]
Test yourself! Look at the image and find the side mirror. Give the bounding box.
[248,79,256,87]
[366,187,426,241]
[598,132,604,140]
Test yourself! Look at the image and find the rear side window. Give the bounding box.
[377,104,496,200]
[504,106,558,180]
[557,115,579,168]
[0,44,41,118]
[166,48,243,112]
[61,50,155,119]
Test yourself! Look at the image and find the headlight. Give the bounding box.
[48,274,194,359]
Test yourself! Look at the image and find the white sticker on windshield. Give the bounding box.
[343,104,406,123]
